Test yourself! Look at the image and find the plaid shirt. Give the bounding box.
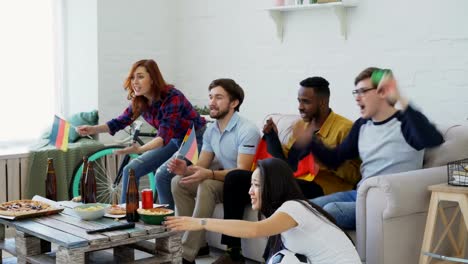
[106,87,206,145]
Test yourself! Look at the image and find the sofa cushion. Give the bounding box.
[424,125,468,168]
[264,114,301,146]
[67,110,99,142]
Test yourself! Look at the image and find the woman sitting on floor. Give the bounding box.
[164,158,360,264]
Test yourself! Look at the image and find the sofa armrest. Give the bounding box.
[355,166,447,262]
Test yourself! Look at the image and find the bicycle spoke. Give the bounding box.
[106,154,120,182]
[93,165,108,180]
[97,181,116,201]
[96,189,111,203]
[70,147,155,204]
[97,186,115,201]
[90,156,117,203]
[96,174,114,186]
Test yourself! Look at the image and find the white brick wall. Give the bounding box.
[65,0,468,136]
[172,0,468,128]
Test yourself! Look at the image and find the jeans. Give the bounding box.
[311,190,357,230]
[153,126,205,209]
[120,139,179,203]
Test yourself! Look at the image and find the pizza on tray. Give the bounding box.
[0,199,54,217]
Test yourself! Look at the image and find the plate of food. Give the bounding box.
[0,199,64,220]
[105,204,127,218]
[104,203,169,219]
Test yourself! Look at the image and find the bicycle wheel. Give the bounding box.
[69,146,156,204]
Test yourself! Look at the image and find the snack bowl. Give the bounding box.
[74,203,109,220]
[137,208,174,225]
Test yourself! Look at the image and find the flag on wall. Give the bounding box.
[178,124,199,165]
[49,115,70,152]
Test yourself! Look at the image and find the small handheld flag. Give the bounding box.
[251,137,318,181]
[371,69,393,89]
[49,115,70,152]
[177,124,199,165]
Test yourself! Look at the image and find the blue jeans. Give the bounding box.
[311,190,357,230]
[154,126,205,210]
[120,139,179,203]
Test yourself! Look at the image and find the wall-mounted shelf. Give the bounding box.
[266,0,358,41]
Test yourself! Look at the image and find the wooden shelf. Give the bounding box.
[266,0,358,41]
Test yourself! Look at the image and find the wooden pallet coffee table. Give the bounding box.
[0,204,182,263]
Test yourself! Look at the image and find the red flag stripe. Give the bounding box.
[185,140,198,162]
[56,118,66,149]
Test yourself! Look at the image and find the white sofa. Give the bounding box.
[206,113,468,264]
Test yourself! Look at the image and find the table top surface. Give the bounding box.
[429,183,468,194]
[0,201,171,249]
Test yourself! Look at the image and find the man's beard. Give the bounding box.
[210,108,230,120]
[302,109,320,122]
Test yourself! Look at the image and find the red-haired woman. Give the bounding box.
[77,59,206,203]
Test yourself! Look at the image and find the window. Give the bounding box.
[0,0,61,145]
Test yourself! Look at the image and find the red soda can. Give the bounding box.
[141,189,153,209]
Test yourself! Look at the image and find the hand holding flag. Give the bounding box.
[49,115,93,152]
[75,125,97,137]
[167,124,199,177]
[167,158,188,176]
[371,69,406,107]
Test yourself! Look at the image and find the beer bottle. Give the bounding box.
[126,169,140,222]
[45,158,57,201]
[80,156,88,203]
[84,161,97,203]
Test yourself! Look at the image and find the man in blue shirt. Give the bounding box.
[169,78,261,264]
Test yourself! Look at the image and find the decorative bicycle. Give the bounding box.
[68,121,157,204]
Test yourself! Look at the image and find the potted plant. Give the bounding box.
[194,105,213,123]
[193,105,210,115]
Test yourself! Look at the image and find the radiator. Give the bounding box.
[0,153,30,203]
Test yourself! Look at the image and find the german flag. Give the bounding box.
[49,115,70,152]
[178,124,198,165]
[252,136,318,181]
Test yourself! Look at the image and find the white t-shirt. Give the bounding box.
[276,200,361,264]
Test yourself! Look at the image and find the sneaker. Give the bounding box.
[212,255,245,264]
[197,245,210,257]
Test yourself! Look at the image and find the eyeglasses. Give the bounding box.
[352,87,376,98]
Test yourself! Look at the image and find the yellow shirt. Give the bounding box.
[284,111,362,195]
